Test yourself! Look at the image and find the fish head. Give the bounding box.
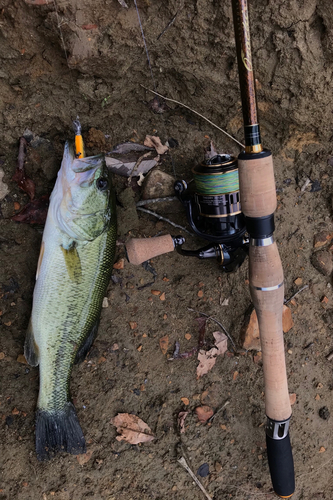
[52,142,115,241]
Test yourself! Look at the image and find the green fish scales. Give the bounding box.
[25,143,117,460]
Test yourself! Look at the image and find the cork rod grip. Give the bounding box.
[249,243,291,421]
[126,235,175,265]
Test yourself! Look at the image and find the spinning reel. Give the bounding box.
[172,153,249,272]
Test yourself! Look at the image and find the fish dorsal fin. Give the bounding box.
[24,319,39,367]
[60,243,82,284]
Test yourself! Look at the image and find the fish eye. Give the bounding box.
[96,177,109,191]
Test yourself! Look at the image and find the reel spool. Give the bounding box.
[173,154,248,272]
[125,153,249,272]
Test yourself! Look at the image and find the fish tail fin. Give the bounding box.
[36,402,86,461]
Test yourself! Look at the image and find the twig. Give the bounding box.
[157,11,179,40]
[137,207,194,235]
[140,85,245,149]
[177,456,214,500]
[136,196,178,207]
[188,308,236,349]
[128,152,151,185]
[326,351,333,361]
[207,400,230,423]
[284,285,309,305]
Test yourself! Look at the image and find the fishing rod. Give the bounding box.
[231,0,295,496]
[125,2,295,496]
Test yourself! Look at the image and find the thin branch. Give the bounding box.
[140,84,245,149]
[137,207,194,235]
[157,11,179,40]
[188,308,236,349]
[136,196,178,207]
[284,285,309,305]
[177,457,213,500]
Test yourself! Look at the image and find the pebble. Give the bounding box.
[319,406,330,420]
[197,463,209,477]
[311,250,333,277]
[102,297,109,308]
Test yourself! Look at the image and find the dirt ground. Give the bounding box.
[1,0,333,499]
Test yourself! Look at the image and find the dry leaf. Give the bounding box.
[159,335,169,355]
[76,449,94,464]
[111,413,155,444]
[17,354,28,364]
[196,331,227,378]
[213,331,228,355]
[196,348,217,378]
[178,411,189,434]
[195,405,214,423]
[144,135,168,155]
[289,393,297,405]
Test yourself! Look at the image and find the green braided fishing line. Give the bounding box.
[194,170,239,195]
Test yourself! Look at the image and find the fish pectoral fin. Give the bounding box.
[24,319,39,367]
[60,243,82,284]
[74,318,100,364]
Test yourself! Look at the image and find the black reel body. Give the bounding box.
[174,154,248,272]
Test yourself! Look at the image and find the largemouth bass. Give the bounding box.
[24,142,117,460]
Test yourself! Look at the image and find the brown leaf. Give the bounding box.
[111,413,155,444]
[159,335,169,355]
[12,195,49,224]
[289,393,297,405]
[143,135,168,155]
[17,354,28,364]
[195,405,214,423]
[76,449,94,464]
[196,348,217,378]
[212,331,228,355]
[177,411,189,434]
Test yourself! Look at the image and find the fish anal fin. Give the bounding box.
[60,243,82,284]
[74,318,99,364]
[24,319,39,367]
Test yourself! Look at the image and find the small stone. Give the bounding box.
[137,345,142,352]
[197,290,204,298]
[151,290,161,296]
[315,394,321,401]
[181,397,189,406]
[159,292,166,301]
[0,352,5,360]
[321,296,329,305]
[129,321,137,330]
[294,277,303,286]
[113,259,125,270]
[288,349,293,354]
[233,371,239,381]
[159,335,169,355]
[141,169,182,213]
[77,449,94,464]
[0,167,9,201]
[102,297,109,308]
[185,333,191,340]
[311,250,333,277]
[215,461,222,472]
[14,202,21,211]
[12,408,19,415]
[317,383,324,389]
[319,406,330,420]
[319,446,326,453]
[314,231,333,249]
[197,463,209,477]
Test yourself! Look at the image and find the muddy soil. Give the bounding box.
[1,0,333,499]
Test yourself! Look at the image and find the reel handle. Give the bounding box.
[126,234,176,265]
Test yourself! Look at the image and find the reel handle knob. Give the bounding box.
[126,234,178,265]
